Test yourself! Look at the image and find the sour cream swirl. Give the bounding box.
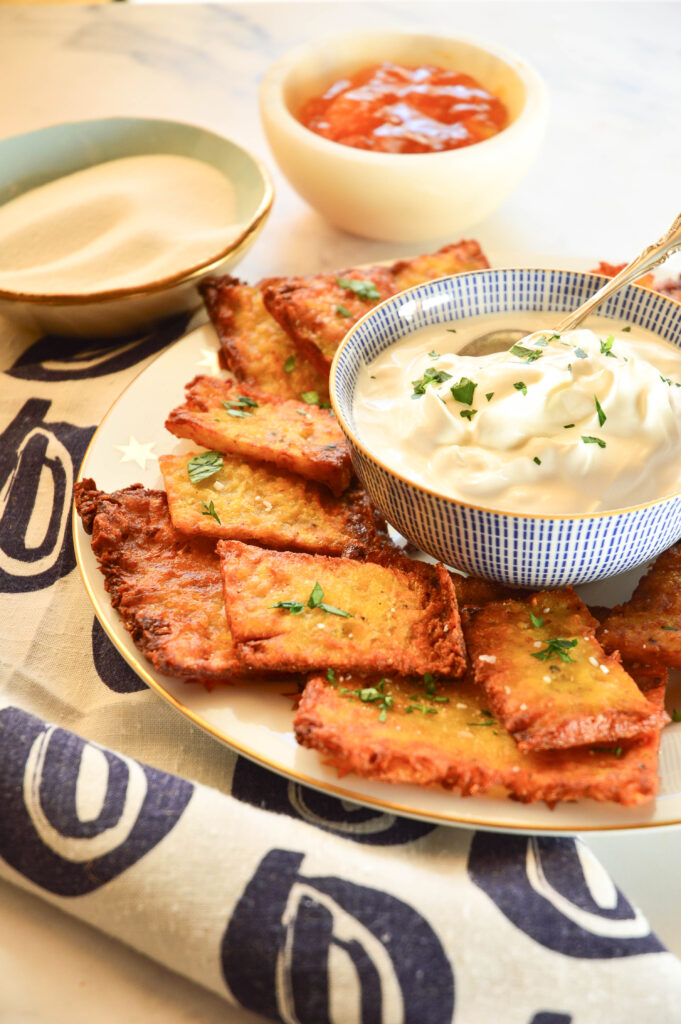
[354,324,681,514]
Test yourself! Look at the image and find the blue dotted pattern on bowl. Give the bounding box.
[333,269,681,587]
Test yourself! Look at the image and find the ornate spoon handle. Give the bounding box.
[556,210,681,332]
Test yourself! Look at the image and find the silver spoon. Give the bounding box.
[457,210,681,358]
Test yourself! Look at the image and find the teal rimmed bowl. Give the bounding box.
[330,268,681,587]
[0,117,273,337]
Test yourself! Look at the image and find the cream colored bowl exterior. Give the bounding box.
[260,32,549,243]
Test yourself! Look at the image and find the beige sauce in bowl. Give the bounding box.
[0,154,242,295]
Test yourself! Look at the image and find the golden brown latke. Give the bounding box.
[262,264,397,374]
[74,479,250,683]
[464,588,667,753]
[198,275,329,401]
[262,240,489,373]
[598,544,681,667]
[217,540,466,678]
[165,375,351,495]
[159,451,387,558]
[294,667,665,807]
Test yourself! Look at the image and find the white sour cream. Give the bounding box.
[0,154,243,295]
[354,316,681,514]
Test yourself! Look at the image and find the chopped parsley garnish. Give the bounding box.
[672,709,681,722]
[341,677,393,720]
[467,711,497,727]
[582,435,606,448]
[513,381,528,396]
[222,394,258,417]
[574,347,588,359]
[326,668,337,685]
[200,500,221,524]
[270,600,305,614]
[460,409,477,421]
[662,625,679,631]
[510,343,543,363]
[446,328,457,334]
[450,376,477,405]
[485,392,494,402]
[271,581,352,618]
[600,334,616,357]
[533,456,541,466]
[563,423,575,429]
[283,355,296,373]
[301,390,332,409]
[530,612,544,628]
[593,745,624,758]
[411,366,453,398]
[336,304,352,318]
[532,637,578,663]
[336,277,380,301]
[594,395,607,427]
[403,674,451,715]
[187,451,223,483]
[622,326,631,332]
[428,349,440,359]
[405,703,438,715]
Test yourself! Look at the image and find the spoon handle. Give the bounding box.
[556,210,681,332]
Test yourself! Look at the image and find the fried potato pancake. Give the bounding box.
[74,479,249,682]
[262,240,489,373]
[165,375,351,495]
[217,540,466,677]
[367,547,526,608]
[390,239,491,291]
[294,668,665,806]
[598,544,681,666]
[464,588,668,752]
[657,275,681,303]
[263,264,396,374]
[159,451,386,558]
[590,261,655,289]
[199,275,329,401]
[451,572,526,609]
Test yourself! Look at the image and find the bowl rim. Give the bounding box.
[259,29,549,166]
[0,116,274,307]
[329,266,681,522]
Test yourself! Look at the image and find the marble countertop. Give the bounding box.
[1,3,680,1022]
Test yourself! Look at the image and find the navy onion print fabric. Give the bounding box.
[1,320,681,1023]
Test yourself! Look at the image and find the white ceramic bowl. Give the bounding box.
[259,32,548,243]
[330,268,681,588]
[0,117,273,337]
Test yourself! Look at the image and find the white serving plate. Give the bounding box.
[74,318,681,834]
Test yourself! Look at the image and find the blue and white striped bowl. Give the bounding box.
[330,268,681,588]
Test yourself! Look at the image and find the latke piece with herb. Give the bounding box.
[262,240,489,374]
[159,451,386,557]
[217,540,466,677]
[464,588,667,752]
[74,480,248,683]
[199,275,329,401]
[263,264,395,374]
[165,375,352,496]
[598,543,681,666]
[294,667,665,806]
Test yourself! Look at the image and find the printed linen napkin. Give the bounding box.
[2,315,681,1024]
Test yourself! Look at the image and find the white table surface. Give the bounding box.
[1,2,680,1021]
